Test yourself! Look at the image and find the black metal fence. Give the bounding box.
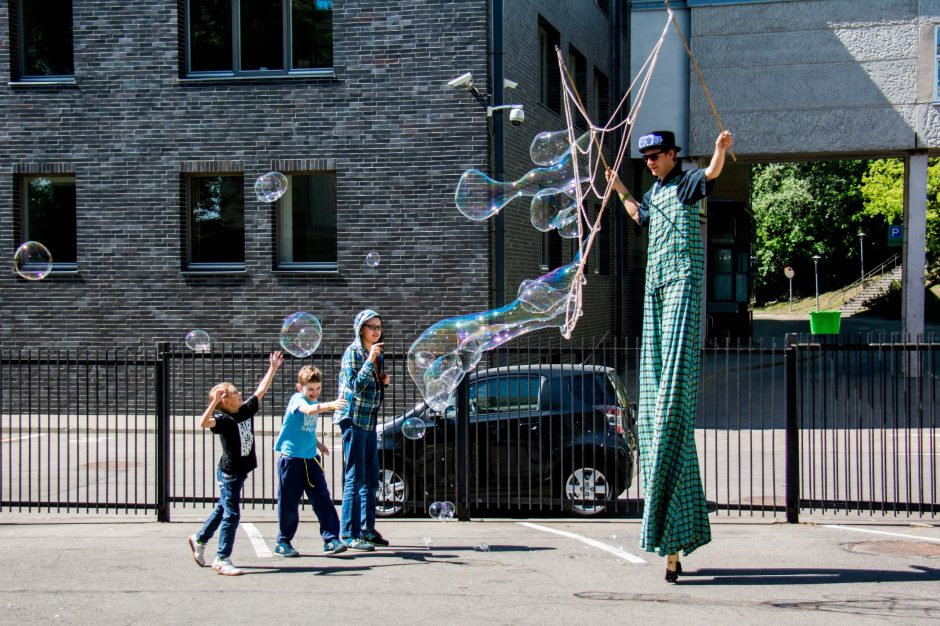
[1,336,937,520]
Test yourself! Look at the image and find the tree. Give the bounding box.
[860,158,940,262]
[750,160,870,303]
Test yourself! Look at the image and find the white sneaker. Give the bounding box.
[188,534,206,567]
[211,557,243,576]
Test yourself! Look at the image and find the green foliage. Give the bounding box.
[750,160,869,302]
[860,158,940,260]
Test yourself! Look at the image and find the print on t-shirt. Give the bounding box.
[302,415,317,432]
[238,418,254,457]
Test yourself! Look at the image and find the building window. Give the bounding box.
[538,17,561,114]
[569,46,587,129]
[21,176,77,271]
[12,0,74,80]
[276,172,337,270]
[593,69,610,123]
[187,175,245,269]
[185,0,333,76]
[540,230,563,270]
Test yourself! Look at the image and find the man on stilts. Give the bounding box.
[608,128,733,582]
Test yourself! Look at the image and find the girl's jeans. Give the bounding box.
[339,421,378,539]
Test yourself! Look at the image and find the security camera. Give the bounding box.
[447,72,474,89]
[509,106,525,126]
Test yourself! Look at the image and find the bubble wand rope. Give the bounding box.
[664,0,737,161]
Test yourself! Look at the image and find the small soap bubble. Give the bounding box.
[423,536,432,549]
[254,171,288,203]
[474,543,490,552]
[12,241,53,281]
[279,312,322,358]
[402,416,426,440]
[429,501,456,520]
[185,330,211,352]
[365,251,381,268]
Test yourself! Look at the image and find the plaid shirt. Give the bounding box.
[332,343,385,430]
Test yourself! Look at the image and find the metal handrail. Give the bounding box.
[823,253,900,309]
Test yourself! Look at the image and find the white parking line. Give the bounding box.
[517,521,646,563]
[240,523,273,557]
[822,524,940,544]
[1,433,43,444]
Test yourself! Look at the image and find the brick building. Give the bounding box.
[0,0,636,350]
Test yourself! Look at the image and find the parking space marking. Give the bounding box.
[517,522,645,563]
[822,524,940,544]
[240,523,273,557]
[1,433,43,444]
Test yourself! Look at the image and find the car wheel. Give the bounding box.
[563,462,612,516]
[375,467,409,517]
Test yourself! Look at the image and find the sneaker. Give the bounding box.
[188,534,207,567]
[211,557,243,576]
[343,537,375,552]
[323,539,348,556]
[274,542,300,558]
[362,529,389,547]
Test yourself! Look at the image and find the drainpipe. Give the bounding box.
[613,0,624,344]
[492,0,505,307]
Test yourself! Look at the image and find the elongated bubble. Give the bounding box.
[408,257,583,412]
[529,130,593,166]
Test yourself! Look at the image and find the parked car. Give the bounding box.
[375,364,637,517]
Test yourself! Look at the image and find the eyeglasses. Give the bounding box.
[643,151,664,163]
[363,324,383,331]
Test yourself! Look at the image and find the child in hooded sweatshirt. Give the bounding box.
[332,309,390,550]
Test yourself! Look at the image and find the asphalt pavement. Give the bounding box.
[1,511,938,624]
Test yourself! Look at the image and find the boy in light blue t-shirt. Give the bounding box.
[273,365,348,557]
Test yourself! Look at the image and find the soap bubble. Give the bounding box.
[185,330,211,352]
[474,543,490,552]
[408,257,583,411]
[428,500,456,520]
[279,312,322,358]
[401,416,426,440]
[530,187,578,232]
[423,536,432,549]
[365,251,380,268]
[254,171,288,202]
[12,241,53,281]
[529,130,593,166]
[454,154,586,222]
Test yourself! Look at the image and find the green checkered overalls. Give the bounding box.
[638,172,711,557]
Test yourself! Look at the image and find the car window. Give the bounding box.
[562,373,619,410]
[470,376,541,414]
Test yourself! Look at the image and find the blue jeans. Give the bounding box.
[196,467,246,559]
[339,421,377,539]
[276,455,340,544]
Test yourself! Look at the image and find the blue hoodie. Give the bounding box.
[332,309,385,430]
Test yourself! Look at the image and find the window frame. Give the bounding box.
[184,173,246,272]
[12,0,75,82]
[538,17,561,114]
[274,171,338,273]
[184,0,333,79]
[20,174,78,273]
[935,24,940,102]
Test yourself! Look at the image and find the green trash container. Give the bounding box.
[809,310,842,334]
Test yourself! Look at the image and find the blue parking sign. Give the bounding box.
[888,224,903,247]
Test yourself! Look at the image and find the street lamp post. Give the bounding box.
[812,255,821,311]
[858,231,866,284]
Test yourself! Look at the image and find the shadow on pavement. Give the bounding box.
[676,565,940,585]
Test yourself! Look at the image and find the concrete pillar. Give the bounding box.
[901,151,928,341]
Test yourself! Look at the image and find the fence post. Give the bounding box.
[156,342,171,522]
[785,344,799,523]
[455,376,470,521]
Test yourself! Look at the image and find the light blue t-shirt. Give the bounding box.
[273,392,320,459]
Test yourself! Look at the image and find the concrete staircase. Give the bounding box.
[840,265,902,316]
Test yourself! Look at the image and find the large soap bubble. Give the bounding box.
[254,171,288,203]
[454,153,586,222]
[12,241,53,281]
[402,417,426,440]
[529,130,593,166]
[279,312,322,358]
[185,330,211,352]
[408,257,583,412]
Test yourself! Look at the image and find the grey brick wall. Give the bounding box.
[0,1,492,350]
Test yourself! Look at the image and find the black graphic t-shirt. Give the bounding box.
[211,395,260,476]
